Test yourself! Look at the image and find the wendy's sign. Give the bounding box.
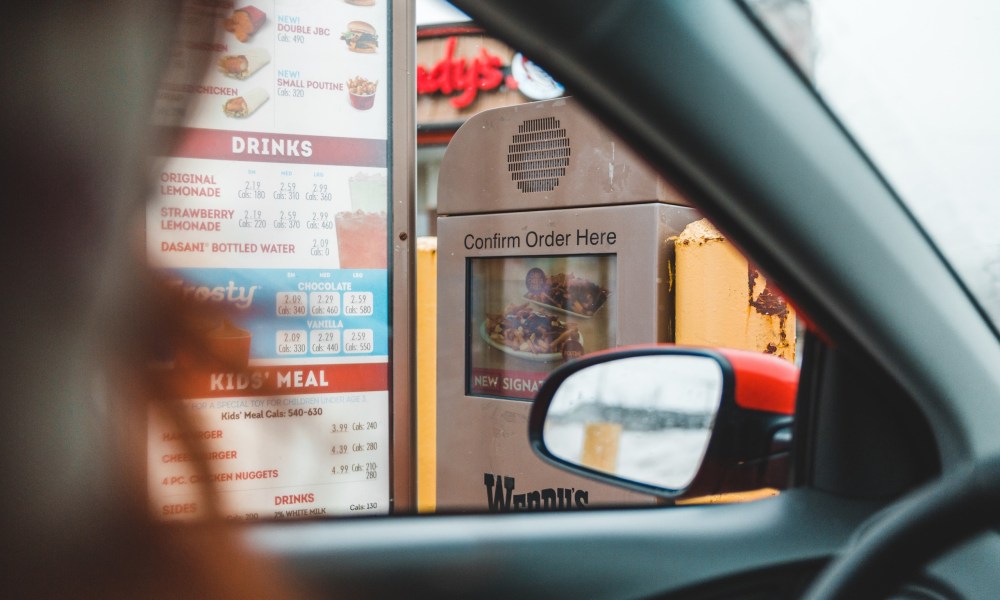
[416,29,563,120]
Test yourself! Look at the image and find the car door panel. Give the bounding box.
[252,490,877,598]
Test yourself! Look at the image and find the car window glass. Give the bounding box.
[149,0,801,521]
[752,0,1000,336]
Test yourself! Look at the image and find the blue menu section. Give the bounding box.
[163,267,389,359]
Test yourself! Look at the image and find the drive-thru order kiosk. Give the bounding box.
[436,98,703,511]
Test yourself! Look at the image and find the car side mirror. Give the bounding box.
[528,346,797,499]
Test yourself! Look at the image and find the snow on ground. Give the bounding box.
[544,421,712,490]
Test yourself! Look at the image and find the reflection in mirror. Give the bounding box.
[542,355,723,491]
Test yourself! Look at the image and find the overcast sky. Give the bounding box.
[416,0,469,26]
[811,0,1000,319]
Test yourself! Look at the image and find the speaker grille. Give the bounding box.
[508,117,570,193]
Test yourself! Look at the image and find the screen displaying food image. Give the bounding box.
[524,269,610,317]
[483,303,581,357]
[468,255,617,401]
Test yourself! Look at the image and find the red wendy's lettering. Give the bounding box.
[417,36,507,109]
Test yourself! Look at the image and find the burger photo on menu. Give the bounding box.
[341,21,378,53]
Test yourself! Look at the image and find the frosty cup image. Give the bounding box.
[204,320,253,370]
[174,319,252,370]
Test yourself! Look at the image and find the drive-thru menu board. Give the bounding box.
[147,0,391,521]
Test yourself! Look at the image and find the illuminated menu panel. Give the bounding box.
[147,0,391,521]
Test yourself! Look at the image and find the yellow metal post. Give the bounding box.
[675,219,795,361]
[580,422,623,473]
[416,237,438,512]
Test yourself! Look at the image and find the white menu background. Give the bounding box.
[147,0,392,521]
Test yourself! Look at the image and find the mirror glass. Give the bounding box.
[542,355,724,491]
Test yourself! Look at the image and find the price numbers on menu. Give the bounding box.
[238,209,267,229]
[309,329,340,354]
[310,238,331,257]
[329,441,378,455]
[276,292,308,316]
[275,328,372,356]
[309,292,340,316]
[273,210,301,229]
[306,185,333,202]
[306,212,334,230]
[239,180,265,200]
[343,329,373,354]
[276,330,307,355]
[329,418,382,481]
[331,462,378,481]
[274,182,300,200]
[330,421,379,433]
[236,209,335,230]
[230,179,336,202]
[343,292,374,316]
